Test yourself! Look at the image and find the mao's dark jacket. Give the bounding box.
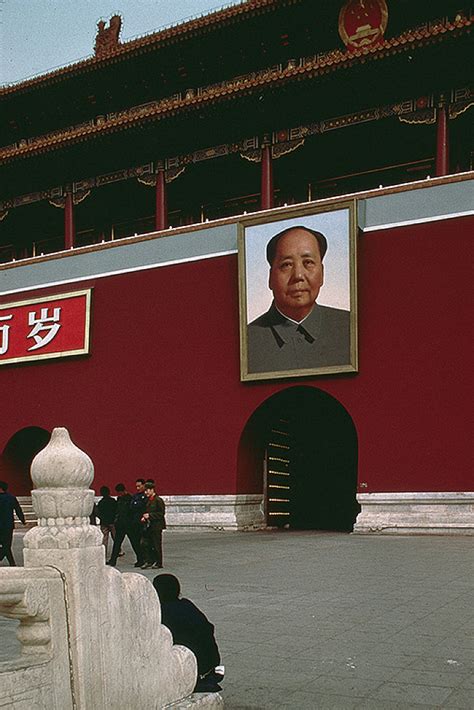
[247,302,350,373]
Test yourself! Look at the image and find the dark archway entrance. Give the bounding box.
[239,387,358,531]
[1,427,51,495]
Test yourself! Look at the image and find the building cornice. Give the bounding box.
[1,15,471,165]
[1,86,471,214]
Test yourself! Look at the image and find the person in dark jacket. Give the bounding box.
[107,483,143,567]
[129,477,148,556]
[0,480,26,566]
[89,502,98,526]
[153,574,223,692]
[140,481,166,570]
[96,485,117,554]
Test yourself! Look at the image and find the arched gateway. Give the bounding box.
[238,387,358,531]
[1,427,50,496]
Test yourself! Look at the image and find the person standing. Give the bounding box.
[96,486,117,554]
[89,500,98,526]
[140,481,166,570]
[0,480,26,566]
[107,483,143,567]
[129,478,148,560]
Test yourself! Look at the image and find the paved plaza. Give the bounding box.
[1,529,473,709]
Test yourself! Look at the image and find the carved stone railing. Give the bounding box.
[0,575,53,654]
[0,427,223,709]
[0,567,73,708]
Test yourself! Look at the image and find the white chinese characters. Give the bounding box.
[27,307,62,351]
[0,291,89,365]
[0,315,13,355]
[0,307,63,356]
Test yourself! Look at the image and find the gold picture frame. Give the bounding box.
[238,200,358,382]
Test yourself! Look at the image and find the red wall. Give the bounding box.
[1,215,472,495]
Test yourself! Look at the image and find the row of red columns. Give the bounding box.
[62,113,450,250]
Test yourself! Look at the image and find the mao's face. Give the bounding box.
[145,487,154,498]
[268,228,324,321]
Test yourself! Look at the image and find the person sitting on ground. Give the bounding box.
[153,574,223,692]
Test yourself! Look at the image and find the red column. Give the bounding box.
[435,97,450,177]
[155,169,168,231]
[261,140,274,210]
[64,191,75,249]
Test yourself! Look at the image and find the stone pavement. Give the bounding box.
[1,530,473,709]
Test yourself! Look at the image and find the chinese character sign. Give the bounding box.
[0,290,92,365]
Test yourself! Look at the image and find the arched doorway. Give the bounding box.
[1,427,51,495]
[238,387,358,531]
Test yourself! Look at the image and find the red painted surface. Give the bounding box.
[1,215,472,496]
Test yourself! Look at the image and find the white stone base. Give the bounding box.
[16,494,265,531]
[164,494,265,531]
[354,492,474,535]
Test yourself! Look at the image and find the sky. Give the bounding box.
[0,0,242,85]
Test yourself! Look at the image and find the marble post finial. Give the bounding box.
[30,427,94,489]
[24,427,101,550]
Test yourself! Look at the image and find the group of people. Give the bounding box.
[93,477,166,570]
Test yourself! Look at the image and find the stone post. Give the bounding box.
[23,428,106,707]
